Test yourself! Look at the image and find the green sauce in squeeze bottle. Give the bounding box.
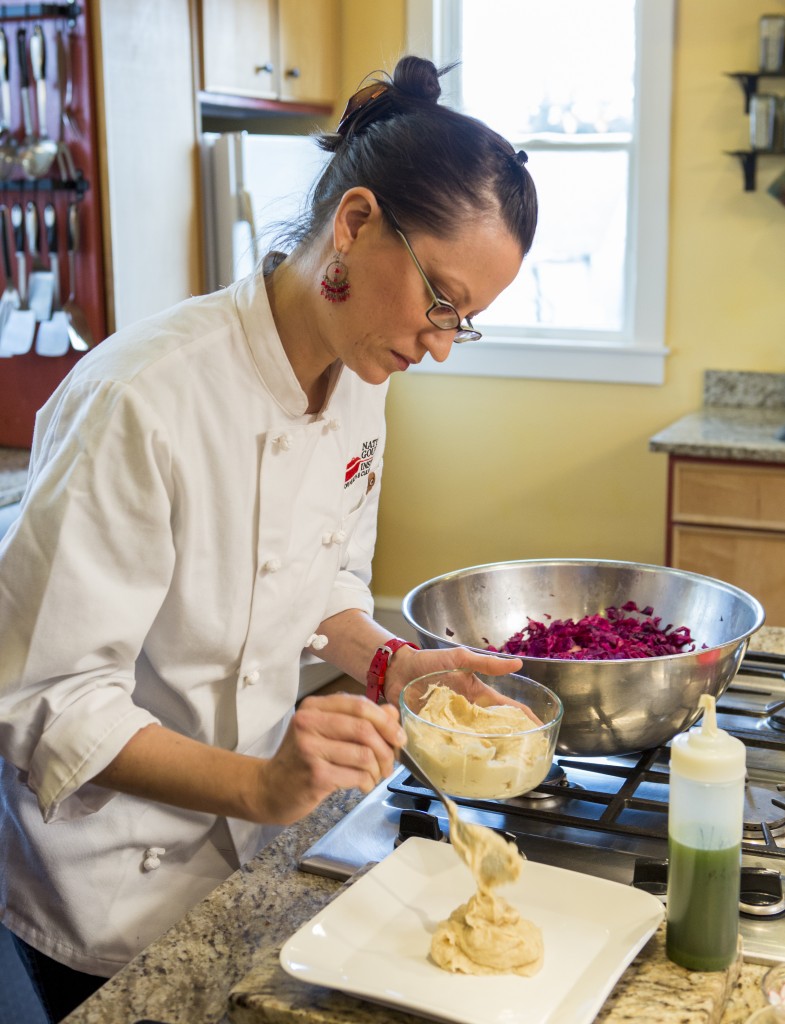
[666,693,745,971]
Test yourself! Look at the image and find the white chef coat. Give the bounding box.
[0,270,387,975]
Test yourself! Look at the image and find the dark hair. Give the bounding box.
[275,56,537,256]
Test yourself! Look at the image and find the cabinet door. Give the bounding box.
[277,0,338,105]
[201,0,277,99]
[671,524,785,626]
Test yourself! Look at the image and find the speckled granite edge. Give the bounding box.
[704,371,785,409]
[648,406,785,463]
[62,790,363,1024]
[596,926,742,1024]
[228,922,743,1024]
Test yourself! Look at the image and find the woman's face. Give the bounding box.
[323,207,523,386]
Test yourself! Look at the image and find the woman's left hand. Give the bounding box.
[383,644,530,714]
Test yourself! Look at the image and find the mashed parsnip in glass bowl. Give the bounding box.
[399,669,563,800]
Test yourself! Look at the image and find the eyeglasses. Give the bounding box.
[383,209,481,344]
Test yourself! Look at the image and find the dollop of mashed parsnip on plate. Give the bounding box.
[430,790,543,976]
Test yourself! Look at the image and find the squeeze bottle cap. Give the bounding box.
[669,694,746,783]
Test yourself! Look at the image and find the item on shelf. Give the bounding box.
[750,93,778,150]
[760,15,785,73]
[766,165,785,206]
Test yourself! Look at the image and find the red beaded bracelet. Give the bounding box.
[366,638,419,704]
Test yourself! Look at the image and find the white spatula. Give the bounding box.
[0,203,33,355]
[36,202,69,356]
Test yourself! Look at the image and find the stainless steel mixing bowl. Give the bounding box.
[402,559,765,757]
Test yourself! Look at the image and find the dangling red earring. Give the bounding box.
[320,252,350,302]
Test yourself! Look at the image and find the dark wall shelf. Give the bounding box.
[726,71,785,112]
[725,149,785,191]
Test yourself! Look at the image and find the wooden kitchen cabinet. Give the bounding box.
[666,456,785,626]
[200,0,338,108]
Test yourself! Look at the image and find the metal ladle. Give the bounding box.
[63,201,93,351]
[17,26,56,180]
[0,29,17,180]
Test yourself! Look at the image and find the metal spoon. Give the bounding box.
[63,200,93,351]
[397,745,524,890]
[16,26,56,180]
[27,26,57,175]
[0,29,17,180]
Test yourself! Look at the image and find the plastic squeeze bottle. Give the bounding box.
[666,693,745,971]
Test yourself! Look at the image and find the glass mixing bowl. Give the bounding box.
[399,668,563,800]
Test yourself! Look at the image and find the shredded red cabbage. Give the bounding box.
[487,600,698,661]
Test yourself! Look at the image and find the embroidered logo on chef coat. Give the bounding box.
[344,438,378,488]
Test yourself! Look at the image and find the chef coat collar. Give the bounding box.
[234,259,344,419]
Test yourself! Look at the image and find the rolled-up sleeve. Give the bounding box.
[0,378,175,821]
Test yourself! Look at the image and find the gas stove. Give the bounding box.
[300,649,785,965]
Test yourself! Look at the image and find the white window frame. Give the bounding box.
[405,0,674,386]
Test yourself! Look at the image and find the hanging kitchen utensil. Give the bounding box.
[56,27,80,141]
[63,201,93,351]
[0,203,35,354]
[26,200,53,322]
[0,29,16,181]
[0,204,19,354]
[17,26,56,180]
[35,202,69,356]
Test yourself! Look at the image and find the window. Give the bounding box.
[406,0,675,384]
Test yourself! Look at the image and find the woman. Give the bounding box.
[0,56,537,1021]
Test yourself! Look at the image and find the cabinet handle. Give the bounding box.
[285,66,301,79]
[255,62,274,75]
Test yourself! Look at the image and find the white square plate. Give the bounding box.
[280,836,664,1024]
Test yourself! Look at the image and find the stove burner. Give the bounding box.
[767,698,785,733]
[517,761,568,798]
[739,868,785,918]
[506,762,584,811]
[743,785,785,845]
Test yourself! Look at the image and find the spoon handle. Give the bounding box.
[0,29,10,131]
[29,26,48,139]
[0,205,13,287]
[16,28,32,140]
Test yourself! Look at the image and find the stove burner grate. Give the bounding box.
[389,743,785,860]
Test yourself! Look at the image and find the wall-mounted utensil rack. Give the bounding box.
[0,0,105,447]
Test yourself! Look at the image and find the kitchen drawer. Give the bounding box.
[671,460,785,530]
[671,523,785,625]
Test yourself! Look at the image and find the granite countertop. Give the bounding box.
[649,369,785,463]
[0,445,29,507]
[61,613,785,1024]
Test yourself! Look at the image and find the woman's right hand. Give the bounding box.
[250,692,407,826]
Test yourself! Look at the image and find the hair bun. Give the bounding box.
[392,55,442,104]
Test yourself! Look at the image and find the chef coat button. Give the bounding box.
[321,532,333,545]
[273,431,293,450]
[143,847,166,871]
[243,669,260,686]
[331,529,347,545]
[307,633,328,651]
[327,418,340,431]
[262,557,281,573]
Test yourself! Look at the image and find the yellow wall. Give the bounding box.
[342,1,785,603]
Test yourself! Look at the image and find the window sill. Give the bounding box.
[407,336,669,386]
